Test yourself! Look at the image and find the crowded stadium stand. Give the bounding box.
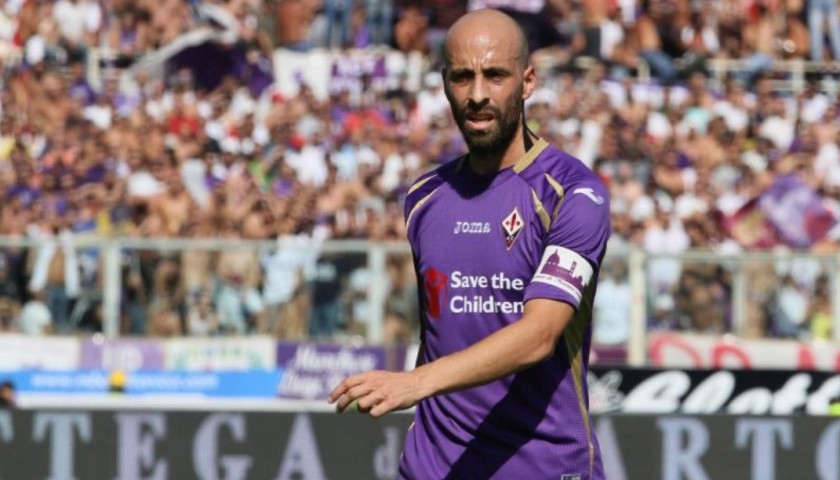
[1,0,840,478]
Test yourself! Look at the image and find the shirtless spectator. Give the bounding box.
[147,255,184,336]
[151,168,192,236]
[630,0,678,83]
[274,0,321,50]
[142,0,192,47]
[741,2,780,85]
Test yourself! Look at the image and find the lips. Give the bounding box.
[464,112,495,130]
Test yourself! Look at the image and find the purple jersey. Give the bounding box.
[399,139,610,480]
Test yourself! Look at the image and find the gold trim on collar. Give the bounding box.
[512,138,549,174]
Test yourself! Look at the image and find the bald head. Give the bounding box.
[444,9,530,69]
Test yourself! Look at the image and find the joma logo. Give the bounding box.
[454,221,491,234]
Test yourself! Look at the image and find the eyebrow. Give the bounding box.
[447,66,513,77]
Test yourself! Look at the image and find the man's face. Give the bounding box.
[0,385,12,404]
[443,33,533,156]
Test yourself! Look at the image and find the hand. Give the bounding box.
[328,370,427,418]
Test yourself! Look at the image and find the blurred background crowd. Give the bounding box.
[0,0,838,348]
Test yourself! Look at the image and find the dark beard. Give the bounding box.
[454,86,524,156]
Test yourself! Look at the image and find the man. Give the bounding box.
[0,380,15,408]
[328,8,610,479]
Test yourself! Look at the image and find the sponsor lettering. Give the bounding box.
[278,345,383,400]
[448,271,524,315]
[450,295,524,314]
[3,411,840,479]
[453,221,491,234]
[16,412,401,480]
[423,269,526,318]
[589,368,840,416]
[449,271,525,290]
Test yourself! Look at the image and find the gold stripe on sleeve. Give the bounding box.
[565,316,594,477]
[565,280,598,477]
[543,174,566,222]
[405,186,442,231]
[407,174,439,196]
[530,188,550,231]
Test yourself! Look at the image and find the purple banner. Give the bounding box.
[591,345,628,365]
[329,54,388,95]
[275,343,387,400]
[724,174,838,249]
[81,338,165,371]
[758,174,837,249]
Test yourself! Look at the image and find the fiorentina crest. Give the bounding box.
[502,207,524,250]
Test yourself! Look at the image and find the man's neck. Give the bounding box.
[467,130,529,176]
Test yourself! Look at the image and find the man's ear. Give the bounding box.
[522,65,537,101]
[441,66,451,98]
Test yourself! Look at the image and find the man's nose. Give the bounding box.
[468,77,489,106]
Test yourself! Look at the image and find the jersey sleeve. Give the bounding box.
[523,179,611,309]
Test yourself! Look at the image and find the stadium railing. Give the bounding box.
[706,58,840,93]
[1,236,838,364]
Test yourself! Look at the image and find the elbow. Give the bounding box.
[526,334,562,366]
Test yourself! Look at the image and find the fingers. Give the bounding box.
[335,385,376,413]
[328,371,410,417]
[328,374,366,403]
[369,398,396,418]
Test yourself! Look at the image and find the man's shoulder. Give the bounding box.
[405,157,462,202]
[542,144,604,185]
[523,143,607,200]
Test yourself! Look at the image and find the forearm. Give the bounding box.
[413,300,574,398]
[329,300,576,416]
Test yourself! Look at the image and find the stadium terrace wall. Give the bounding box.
[0,410,839,480]
[6,336,840,416]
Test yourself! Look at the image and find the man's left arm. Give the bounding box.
[328,297,575,416]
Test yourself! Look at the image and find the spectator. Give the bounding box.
[52,0,102,61]
[146,255,184,337]
[593,260,632,346]
[185,288,219,336]
[808,0,840,61]
[27,229,80,334]
[18,293,53,335]
[0,381,15,408]
[630,0,678,83]
[769,274,811,338]
[0,257,21,332]
[214,226,265,334]
[308,252,345,338]
[261,234,312,337]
